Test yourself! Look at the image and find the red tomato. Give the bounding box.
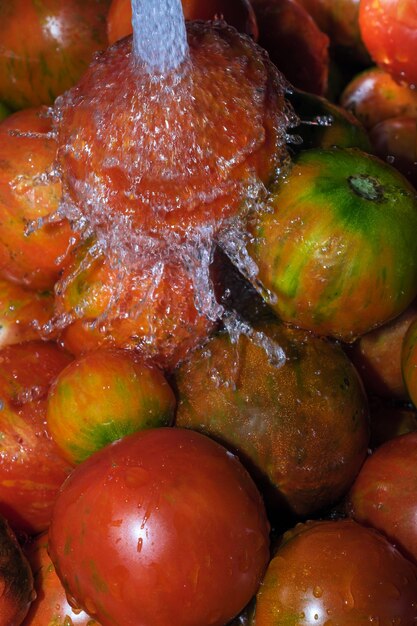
[48,428,270,626]
[359,0,417,88]
[0,342,74,534]
[369,116,417,189]
[23,532,99,626]
[348,431,417,565]
[254,519,417,624]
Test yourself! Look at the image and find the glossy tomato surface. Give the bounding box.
[0,0,111,110]
[349,431,417,565]
[48,428,270,626]
[359,0,417,88]
[254,519,417,625]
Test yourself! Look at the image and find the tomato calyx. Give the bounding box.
[348,174,384,202]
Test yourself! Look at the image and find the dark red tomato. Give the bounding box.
[0,0,111,110]
[23,532,99,626]
[254,519,417,625]
[348,431,417,565]
[0,342,74,534]
[48,428,270,626]
[359,0,417,88]
[251,0,330,95]
[369,116,417,189]
[0,515,34,626]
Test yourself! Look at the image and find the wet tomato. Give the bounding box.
[175,319,369,520]
[47,348,176,464]
[340,66,417,130]
[0,341,73,534]
[250,147,417,342]
[0,0,111,110]
[359,0,417,88]
[253,518,417,625]
[348,431,417,565]
[251,0,329,96]
[0,279,54,349]
[48,427,270,626]
[106,0,258,44]
[369,116,417,189]
[23,532,99,626]
[0,108,75,290]
[0,515,34,626]
[401,316,417,408]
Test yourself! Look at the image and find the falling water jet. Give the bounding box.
[131,0,189,74]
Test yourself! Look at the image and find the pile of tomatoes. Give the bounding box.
[1,0,417,625]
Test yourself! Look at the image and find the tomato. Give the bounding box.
[348,431,417,565]
[0,341,74,534]
[107,0,258,45]
[340,66,417,130]
[250,147,417,342]
[369,116,417,189]
[0,515,34,626]
[0,279,54,349]
[55,239,215,371]
[253,518,417,625]
[175,320,369,521]
[47,348,176,464]
[359,0,417,88]
[349,298,417,400]
[251,0,329,95]
[0,0,111,110]
[56,22,289,235]
[287,87,371,152]
[401,316,417,408]
[297,0,370,64]
[0,108,75,290]
[48,428,270,626]
[23,532,99,626]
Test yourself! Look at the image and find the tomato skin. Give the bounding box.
[349,298,417,400]
[369,116,417,189]
[287,87,371,152]
[0,279,54,349]
[0,342,74,534]
[0,108,75,290]
[107,0,258,44]
[0,0,111,110]
[340,66,417,130]
[175,321,369,520]
[251,0,329,96]
[402,317,417,408]
[48,428,270,626]
[250,147,417,342]
[23,532,99,626]
[348,431,417,566]
[0,515,34,626]
[254,518,417,625]
[359,0,417,88]
[47,349,176,464]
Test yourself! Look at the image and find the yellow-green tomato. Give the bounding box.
[46,348,176,464]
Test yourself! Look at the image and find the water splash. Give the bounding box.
[131,0,189,74]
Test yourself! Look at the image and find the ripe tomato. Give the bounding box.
[0,0,111,110]
[254,519,417,624]
[251,0,329,95]
[369,116,417,189]
[48,428,270,626]
[175,319,369,520]
[402,316,417,407]
[23,532,99,626]
[0,108,75,290]
[359,0,417,88]
[47,348,176,464]
[0,341,74,534]
[348,431,417,565]
[0,515,34,626]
